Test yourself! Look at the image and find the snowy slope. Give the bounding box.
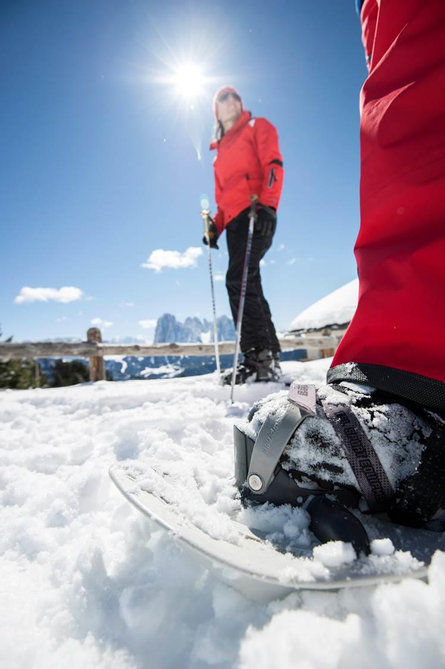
[289,279,358,331]
[1,360,445,669]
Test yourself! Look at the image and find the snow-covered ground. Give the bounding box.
[1,359,445,669]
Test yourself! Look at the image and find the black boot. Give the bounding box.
[234,380,445,545]
[222,348,279,385]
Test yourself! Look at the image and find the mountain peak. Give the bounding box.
[154,313,235,343]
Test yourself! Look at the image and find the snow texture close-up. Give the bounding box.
[1,357,445,669]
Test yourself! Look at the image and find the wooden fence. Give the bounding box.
[0,327,342,382]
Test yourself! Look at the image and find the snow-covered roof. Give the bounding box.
[289,278,358,331]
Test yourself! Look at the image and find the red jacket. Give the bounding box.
[210,111,284,234]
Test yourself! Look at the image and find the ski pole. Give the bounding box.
[200,201,221,376]
[230,200,257,403]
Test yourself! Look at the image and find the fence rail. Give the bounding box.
[0,329,343,381]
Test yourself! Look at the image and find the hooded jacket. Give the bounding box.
[210,110,284,234]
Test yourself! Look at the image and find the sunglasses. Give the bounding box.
[217,91,241,104]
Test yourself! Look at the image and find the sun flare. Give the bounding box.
[170,62,206,100]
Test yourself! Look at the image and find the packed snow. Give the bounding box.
[1,358,445,669]
[289,279,358,331]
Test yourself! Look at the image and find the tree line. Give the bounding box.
[0,328,90,389]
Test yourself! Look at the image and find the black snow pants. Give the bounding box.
[225,208,280,355]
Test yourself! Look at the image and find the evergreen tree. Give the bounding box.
[0,328,48,389]
[51,360,90,387]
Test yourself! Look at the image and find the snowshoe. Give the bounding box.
[222,348,280,385]
[234,381,445,553]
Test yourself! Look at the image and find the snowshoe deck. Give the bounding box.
[109,464,443,597]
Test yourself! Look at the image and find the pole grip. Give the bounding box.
[201,211,211,242]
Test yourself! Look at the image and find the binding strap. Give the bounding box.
[323,403,394,512]
[246,384,316,495]
[246,383,394,512]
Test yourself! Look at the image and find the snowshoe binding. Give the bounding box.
[234,380,445,554]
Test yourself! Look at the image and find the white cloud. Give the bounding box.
[287,258,296,265]
[139,319,157,329]
[121,301,135,308]
[141,247,202,272]
[91,318,113,328]
[14,286,83,304]
[214,273,225,282]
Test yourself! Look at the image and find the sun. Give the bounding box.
[169,62,206,101]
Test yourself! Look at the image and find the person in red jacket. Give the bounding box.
[204,86,284,383]
[327,0,445,409]
[233,0,445,541]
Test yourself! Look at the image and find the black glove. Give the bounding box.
[255,205,276,237]
[202,218,219,249]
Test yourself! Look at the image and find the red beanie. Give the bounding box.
[213,86,243,119]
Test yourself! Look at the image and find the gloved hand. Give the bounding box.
[202,217,219,249]
[255,204,276,236]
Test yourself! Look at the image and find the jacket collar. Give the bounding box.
[210,110,252,150]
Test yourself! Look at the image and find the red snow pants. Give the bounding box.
[329,0,445,410]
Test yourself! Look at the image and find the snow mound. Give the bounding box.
[1,359,445,669]
[289,279,358,331]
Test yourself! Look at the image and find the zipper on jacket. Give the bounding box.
[268,167,277,188]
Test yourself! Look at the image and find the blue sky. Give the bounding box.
[1,0,367,342]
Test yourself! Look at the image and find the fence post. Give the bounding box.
[87,328,105,382]
[34,360,40,387]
